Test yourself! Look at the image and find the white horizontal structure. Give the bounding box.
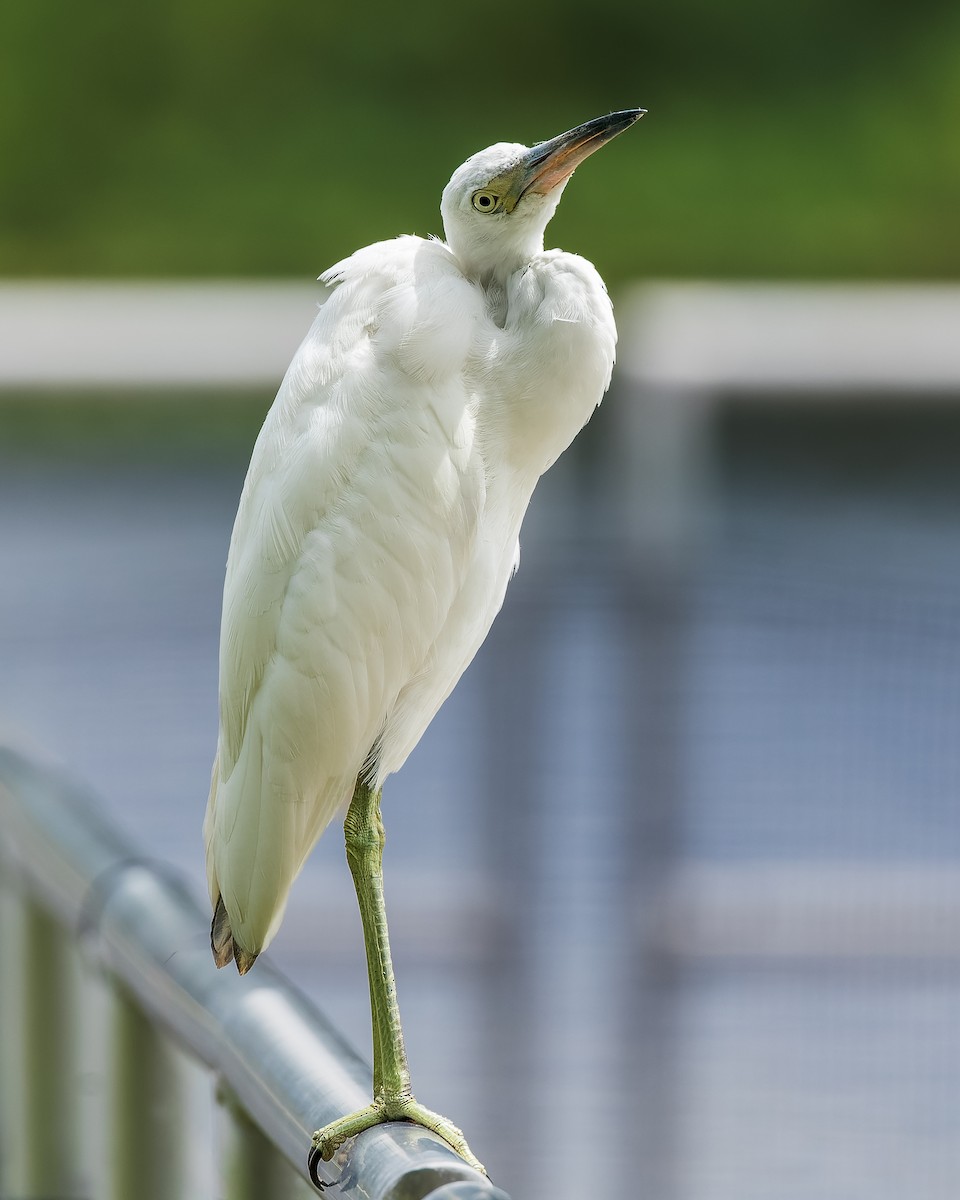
[618,282,960,394]
[0,281,321,389]
[1,279,958,394]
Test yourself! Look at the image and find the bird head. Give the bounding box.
[440,109,645,281]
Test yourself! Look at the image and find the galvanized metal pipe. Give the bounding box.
[0,747,510,1199]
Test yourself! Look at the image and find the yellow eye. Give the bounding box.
[471,190,499,213]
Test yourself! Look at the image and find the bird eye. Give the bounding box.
[471,190,499,213]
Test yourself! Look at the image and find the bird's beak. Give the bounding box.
[510,109,646,206]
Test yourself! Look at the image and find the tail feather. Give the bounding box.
[211,894,259,975]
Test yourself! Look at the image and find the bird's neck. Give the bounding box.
[448,231,544,291]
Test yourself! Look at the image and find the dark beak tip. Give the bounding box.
[597,108,647,137]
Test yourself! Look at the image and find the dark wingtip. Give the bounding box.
[234,945,259,975]
[212,894,260,974]
[211,894,236,969]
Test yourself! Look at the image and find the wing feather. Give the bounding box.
[204,237,487,956]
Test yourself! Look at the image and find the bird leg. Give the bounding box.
[309,779,486,1175]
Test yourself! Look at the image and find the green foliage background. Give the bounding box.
[1,0,958,285]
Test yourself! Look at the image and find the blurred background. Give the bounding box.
[2,0,960,1198]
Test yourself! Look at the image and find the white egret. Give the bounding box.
[203,108,644,1178]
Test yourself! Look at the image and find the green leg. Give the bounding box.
[310,780,485,1175]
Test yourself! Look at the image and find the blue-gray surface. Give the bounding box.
[2,399,959,1199]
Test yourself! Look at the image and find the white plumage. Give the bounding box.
[204,110,641,974]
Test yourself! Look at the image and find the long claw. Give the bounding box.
[311,1103,383,1161]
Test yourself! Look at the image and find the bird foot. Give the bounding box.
[309,1096,486,1177]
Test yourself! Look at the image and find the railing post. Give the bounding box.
[0,875,86,1198]
[220,1090,317,1199]
[105,982,188,1200]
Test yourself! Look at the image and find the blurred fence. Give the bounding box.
[615,282,960,557]
[614,282,960,962]
[0,748,508,1200]
[3,281,960,1199]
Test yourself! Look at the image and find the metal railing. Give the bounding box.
[0,746,510,1200]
